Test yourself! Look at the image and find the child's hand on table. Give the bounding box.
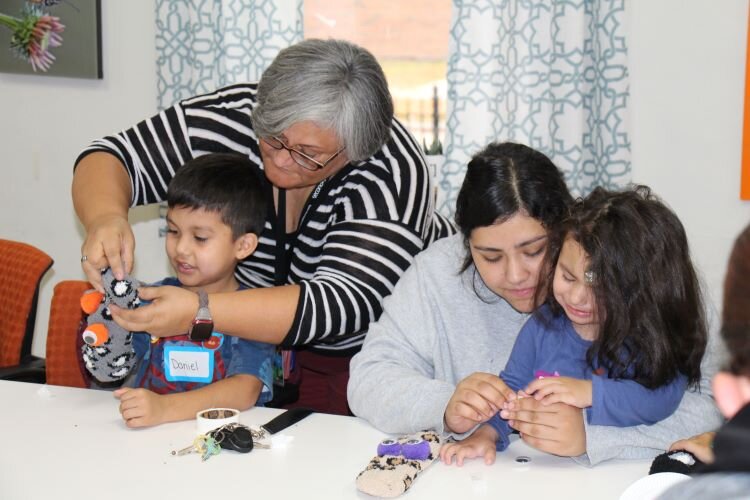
[114,387,169,428]
[440,424,500,466]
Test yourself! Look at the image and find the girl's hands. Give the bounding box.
[444,373,516,434]
[524,377,593,408]
[501,397,587,457]
[440,424,500,466]
[110,285,199,338]
[81,213,135,292]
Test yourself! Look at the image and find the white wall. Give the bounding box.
[0,1,167,357]
[628,0,750,326]
[1,0,749,358]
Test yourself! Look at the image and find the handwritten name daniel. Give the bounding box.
[171,359,200,372]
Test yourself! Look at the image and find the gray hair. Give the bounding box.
[253,39,393,162]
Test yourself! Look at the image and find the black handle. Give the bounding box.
[261,407,315,435]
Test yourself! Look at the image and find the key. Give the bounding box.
[171,434,221,461]
[172,444,197,456]
[198,435,221,461]
[171,435,206,456]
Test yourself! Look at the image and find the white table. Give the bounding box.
[0,380,651,499]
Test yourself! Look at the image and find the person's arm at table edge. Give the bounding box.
[116,374,263,428]
[350,343,458,434]
[348,258,457,434]
[348,322,458,434]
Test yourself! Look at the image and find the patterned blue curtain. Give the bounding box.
[438,0,630,214]
[155,0,303,111]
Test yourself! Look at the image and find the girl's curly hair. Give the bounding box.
[537,185,707,388]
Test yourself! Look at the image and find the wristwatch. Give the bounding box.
[189,290,214,341]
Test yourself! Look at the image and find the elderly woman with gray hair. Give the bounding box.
[72,39,454,415]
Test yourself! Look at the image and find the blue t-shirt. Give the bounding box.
[487,305,687,451]
[124,278,274,404]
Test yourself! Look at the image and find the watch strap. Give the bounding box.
[189,290,213,341]
[197,289,209,309]
[195,290,211,320]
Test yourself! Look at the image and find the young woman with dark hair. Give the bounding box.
[349,146,722,465]
[441,185,709,465]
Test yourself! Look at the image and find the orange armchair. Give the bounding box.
[45,280,92,388]
[0,239,53,380]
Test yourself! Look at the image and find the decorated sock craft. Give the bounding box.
[80,267,142,383]
[356,430,442,498]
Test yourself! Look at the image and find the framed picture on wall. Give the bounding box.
[0,0,102,79]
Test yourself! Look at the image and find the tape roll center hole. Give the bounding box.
[200,409,237,419]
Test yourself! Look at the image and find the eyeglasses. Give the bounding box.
[262,136,345,172]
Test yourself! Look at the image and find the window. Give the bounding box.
[304,0,450,150]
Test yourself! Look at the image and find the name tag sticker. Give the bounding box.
[164,345,213,383]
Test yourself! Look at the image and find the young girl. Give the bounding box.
[440,185,709,465]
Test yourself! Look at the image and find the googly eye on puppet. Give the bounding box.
[376,439,401,457]
[375,436,431,461]
[357,431,443,498]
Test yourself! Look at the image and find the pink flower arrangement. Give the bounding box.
[0,5,64,72]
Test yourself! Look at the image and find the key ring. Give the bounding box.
[173,422,270,458]
[213,422,266,440]
[208,423,236,444]
[211,429,227,445]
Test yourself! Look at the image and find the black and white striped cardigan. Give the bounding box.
[75,83,455,354]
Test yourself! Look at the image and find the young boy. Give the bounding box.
[113,153,274,428]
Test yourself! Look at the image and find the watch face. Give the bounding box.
[189,319,214,341]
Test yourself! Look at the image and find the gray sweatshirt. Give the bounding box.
[348,233,724,466]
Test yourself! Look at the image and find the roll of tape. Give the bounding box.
[196,408,240,434]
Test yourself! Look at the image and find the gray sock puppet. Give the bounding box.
[80,268,141,383]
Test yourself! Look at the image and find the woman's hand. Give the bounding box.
[110,285,198,338]
[444,372,515,434]
[669,431,716,464]
[80,213,135,291]
[501,397,586,456]
[73,152,135,291]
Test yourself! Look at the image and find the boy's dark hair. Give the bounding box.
[540,185,707,388]
[167,153,268,238]
[454,142,573,272]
